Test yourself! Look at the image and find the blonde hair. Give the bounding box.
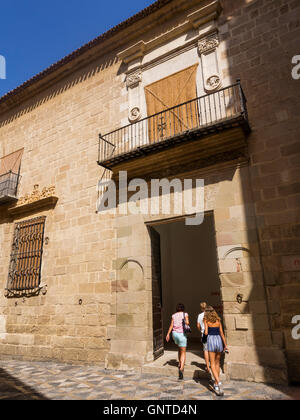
[200,302,207,312]
[204,306,220,324]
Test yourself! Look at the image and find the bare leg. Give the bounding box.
[215,352,221,380]
[204,350,210,372]
[209,352,220,385]
[179,347,186,371]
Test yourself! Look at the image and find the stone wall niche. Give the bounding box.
[105,257,151,371]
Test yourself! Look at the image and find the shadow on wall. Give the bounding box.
[220,0,300,384]
[0,368,48,400]
[98,165,237,213]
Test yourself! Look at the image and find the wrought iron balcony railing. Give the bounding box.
[0,171,21,203]
[98,80,250,169]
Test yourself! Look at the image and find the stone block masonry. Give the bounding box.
[218,0,300,382]
[0,0,299,384]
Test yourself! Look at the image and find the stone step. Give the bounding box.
[142,349,226,381]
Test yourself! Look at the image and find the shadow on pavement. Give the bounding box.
[0,368,48,400]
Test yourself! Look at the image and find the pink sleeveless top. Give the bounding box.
[172,312,188,333]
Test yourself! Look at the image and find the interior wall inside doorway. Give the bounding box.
[154,214,221,340]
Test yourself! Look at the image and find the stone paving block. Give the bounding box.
[0,359,298,400]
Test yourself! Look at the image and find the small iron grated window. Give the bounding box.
[7,216,46,292]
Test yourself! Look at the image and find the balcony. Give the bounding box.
[0,171,21,204]
[98,81,250,176]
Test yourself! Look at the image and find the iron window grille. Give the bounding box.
[7,216,46,294]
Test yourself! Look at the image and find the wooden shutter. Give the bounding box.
[0,148,24,176]
[8,217,46,291]
[145,64,199,142]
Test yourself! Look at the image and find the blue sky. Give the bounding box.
[0,0,154,97]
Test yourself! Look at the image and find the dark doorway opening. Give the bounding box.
[149,213,222,359]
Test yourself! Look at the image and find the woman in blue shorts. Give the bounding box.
[166,303,190,380]
[204,306,228,396]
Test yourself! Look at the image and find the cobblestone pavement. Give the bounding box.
[0,360,299,400]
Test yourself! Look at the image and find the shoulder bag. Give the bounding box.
[182,313,191,334]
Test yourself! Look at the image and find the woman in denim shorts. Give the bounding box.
[166,303,190,380]
[203,306,228,396]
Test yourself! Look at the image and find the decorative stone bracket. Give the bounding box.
[126,70,142,89]
[7,184,58,216]
[198,33,220,55]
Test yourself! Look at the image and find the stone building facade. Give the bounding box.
[0,0,299,384]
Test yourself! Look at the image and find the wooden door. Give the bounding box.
[149,227,164,360]
[145,64,199,143]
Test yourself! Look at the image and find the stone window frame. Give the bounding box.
[6,216,46,296]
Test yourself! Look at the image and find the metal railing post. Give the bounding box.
[237,78,248,121]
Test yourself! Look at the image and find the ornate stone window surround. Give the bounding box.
[118,0,222,125]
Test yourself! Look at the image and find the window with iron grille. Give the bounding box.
[7,216,46,292]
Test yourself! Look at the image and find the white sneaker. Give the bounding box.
[214,384,220,396]
[218,382,224,396]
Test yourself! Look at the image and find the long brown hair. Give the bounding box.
[204,306,220,324]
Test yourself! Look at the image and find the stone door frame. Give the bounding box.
[145,210,222,360]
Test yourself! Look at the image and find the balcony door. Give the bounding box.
[145,64,199,143]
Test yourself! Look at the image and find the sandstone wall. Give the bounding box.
[219,0,300,382]
[0,0,298,384]
[0,52,126,364]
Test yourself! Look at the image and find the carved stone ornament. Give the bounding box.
[126,70,142,89]
[198,34,219,55]
[128,107,141,123]
[18,184,56,206]
[205,74,221,92]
